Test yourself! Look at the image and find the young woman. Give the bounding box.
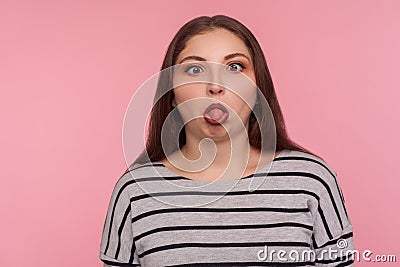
[100,15,355,266]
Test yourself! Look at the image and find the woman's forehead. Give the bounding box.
[176,29,252,63]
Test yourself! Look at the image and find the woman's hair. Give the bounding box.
[131,15,319,167]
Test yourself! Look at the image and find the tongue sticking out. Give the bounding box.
[204,108,229,125]
[208,108,224,120]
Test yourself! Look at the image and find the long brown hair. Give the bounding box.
[131,15,318,167]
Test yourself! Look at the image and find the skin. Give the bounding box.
[161,28,279,182]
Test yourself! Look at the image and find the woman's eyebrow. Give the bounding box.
[178,53,250,64]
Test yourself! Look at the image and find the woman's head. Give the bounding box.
[171,28,258,145]
[133,15,315,165]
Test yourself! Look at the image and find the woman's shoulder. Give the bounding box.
[279,149,339,183]
[274,149,347,206]
[112,161,165,197]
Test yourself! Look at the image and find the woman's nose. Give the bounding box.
[206,63,226,96]
[207,83,225,96]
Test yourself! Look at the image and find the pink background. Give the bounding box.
[1,0,399,266]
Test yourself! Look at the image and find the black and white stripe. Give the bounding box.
[100,149,354,266]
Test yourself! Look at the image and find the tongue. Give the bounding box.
[207,108,224,120]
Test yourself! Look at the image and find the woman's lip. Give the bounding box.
[203,103,229,125]
[203,103,229,116]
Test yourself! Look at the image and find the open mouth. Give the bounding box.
[203,103,229,125]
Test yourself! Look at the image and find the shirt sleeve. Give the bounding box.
[310,170,356,266]
[99,176,141,266]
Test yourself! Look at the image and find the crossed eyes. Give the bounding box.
[184,62,246,76]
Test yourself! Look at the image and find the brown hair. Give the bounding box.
[131,15,319,167]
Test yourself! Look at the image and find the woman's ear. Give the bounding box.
[172,98,176,108]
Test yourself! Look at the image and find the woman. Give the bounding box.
[100,15,355,266]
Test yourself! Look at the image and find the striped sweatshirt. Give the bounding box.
[99,149,355,266]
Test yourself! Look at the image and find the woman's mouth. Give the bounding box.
[203,103,229,125]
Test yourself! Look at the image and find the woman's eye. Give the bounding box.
[184,65,204,75]
[226,62,246,72]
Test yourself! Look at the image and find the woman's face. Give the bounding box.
[172,28,257,141]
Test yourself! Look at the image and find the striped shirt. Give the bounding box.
[99,149,355,266]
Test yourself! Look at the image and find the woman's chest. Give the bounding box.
[132,192,315,266]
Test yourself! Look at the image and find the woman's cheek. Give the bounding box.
[173,86,208,123]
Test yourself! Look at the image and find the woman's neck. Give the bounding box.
[181,135,255,169]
